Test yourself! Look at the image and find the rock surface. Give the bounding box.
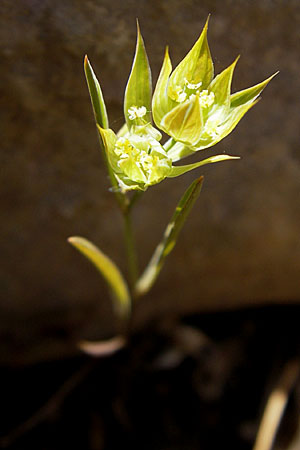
[1,0,300,363]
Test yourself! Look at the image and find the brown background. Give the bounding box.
[1,0,300,364]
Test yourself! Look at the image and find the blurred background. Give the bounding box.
[1,0,300,449]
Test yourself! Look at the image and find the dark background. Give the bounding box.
[2,0,300,364]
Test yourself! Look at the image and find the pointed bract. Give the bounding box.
[168,17,213,98]
[124,21,152,129]
[152,47,174,128]
[209,57,239,108]
[230,72,278,108]
[161,95,203,145]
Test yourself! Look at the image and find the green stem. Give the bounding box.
[123,209,139,290]
[163,137,176,152]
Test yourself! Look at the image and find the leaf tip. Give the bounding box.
[68,236,81,246]
[205,13,211,27]
[136,17,140,32]
[84,54,91,72]
[234,54,241,65]
[136,18,143,45]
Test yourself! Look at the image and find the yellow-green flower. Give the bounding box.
[99,124,237,192]
[85,19,276,192]
[98,126,172,191]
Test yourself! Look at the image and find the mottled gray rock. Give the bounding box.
[1,0,300,364]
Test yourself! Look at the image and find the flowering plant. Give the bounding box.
[68,18,275,354]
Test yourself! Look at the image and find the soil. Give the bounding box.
[1,305,300,450]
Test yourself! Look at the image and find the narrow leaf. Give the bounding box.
[68,236,131,317]
[78,336,126,357]
[124,21,152,128]
[84,57,127,210]
[168,154,239,178]
[84,55,109,128]
[135,177,204,297]
[230,72,278,108]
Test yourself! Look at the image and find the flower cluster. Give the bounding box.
[96,18,275,191]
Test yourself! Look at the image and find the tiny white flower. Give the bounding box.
[198,90,215,108]
[172,86,187,103]
[128,105,147,120]
[184,78,202,90]
[204,119,220,139]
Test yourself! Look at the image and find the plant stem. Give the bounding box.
[123,209,139,290]
[163,137,176,152]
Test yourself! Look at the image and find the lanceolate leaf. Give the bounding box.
[124,21,152,128]
[68,236,131,318]
[84,56,126,209]
[135,177,204,297]
[84,55,109,129]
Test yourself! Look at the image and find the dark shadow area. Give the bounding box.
[1,304,300,450]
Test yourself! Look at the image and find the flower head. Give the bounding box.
[86,19,276,192]
[128,105,147,121]
[98,126,174,192]
[152,18,277,161]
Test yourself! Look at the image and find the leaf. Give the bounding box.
[85,57,127,210]
[78,335,126,357]
[230,72,278,108]
[84,55,109,128]
[68,236,131,318]
[152,47,174,128]
[168,154,239,178]
[124,21,152,129]
[168,17,213,97]
[135,177,204,297]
